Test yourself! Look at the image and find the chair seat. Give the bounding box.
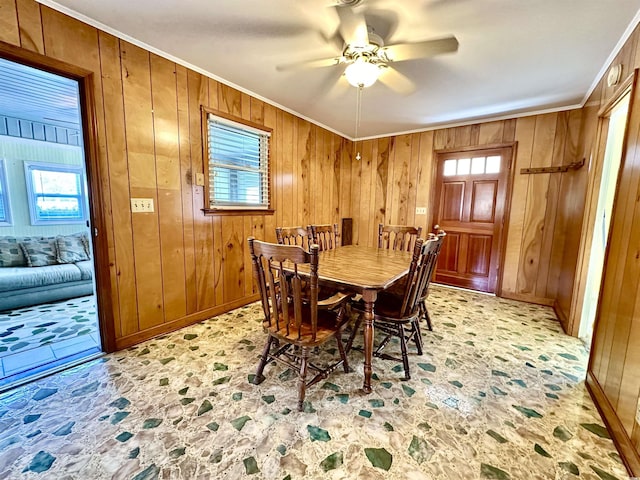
[265,307,346,346]
[351,291,417,323]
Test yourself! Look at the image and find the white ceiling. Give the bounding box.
[41,0,640,139]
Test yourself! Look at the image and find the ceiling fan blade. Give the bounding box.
[276,56,345,72]
[381,36,459,62]
[378,66,416,95]
[335,6,369,47]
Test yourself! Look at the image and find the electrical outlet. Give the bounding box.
[416,207,427,215]
[131,198,154,213]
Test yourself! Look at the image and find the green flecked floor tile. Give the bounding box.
[116,432,133,442]
[408,435,434,464]
[231,416,252,431]
[580,423,611,439]
[169,447,186,458]
[22,451,56,474]
[322,382,340,392]
[210,450,223,463]
[534,444,551,458]
[365,447,392,471]
[480,463,511,479]
[402,384,416,396]
[307,425,331,442]
[558,461,579,475]
[131,464,160,480]
[589,465,620,480]
[486,430,508,443]
[142,418,162,429]
[198,400,213,416]
[243,456,259,475]
[212,376,231,385]
[369,399,384,407]
[320,451,343,472]
[359,410,372,418]
[511,405,543,418]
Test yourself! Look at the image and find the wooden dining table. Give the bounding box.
[292,245,413,393]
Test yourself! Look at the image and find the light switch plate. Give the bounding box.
[131,198,154,213]
[195,172,205,186]
[416,207,427,215]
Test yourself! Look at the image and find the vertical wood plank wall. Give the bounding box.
[576,22,640,475]
[0,0,349,349]
[347,112,582,307]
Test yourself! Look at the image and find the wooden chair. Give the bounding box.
[310,223,340,251]
[418,228,446,331]
[347,236,441,380]
[276,226,313,251]
[248,237,352,411]
[378,224,423,252]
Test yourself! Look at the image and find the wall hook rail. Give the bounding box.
[520,158,585,175]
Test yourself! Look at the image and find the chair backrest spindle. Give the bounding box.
[378,224,423,252]
[249,237,319,342]
[310,223,340,251]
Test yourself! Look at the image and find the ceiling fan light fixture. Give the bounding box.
[345,59,380,88]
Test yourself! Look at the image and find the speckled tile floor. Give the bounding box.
[0,286,628,479]
[0,296,97,359]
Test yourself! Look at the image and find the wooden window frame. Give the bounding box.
[201,107,274,215]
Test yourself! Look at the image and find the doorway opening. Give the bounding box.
[578,91,630,349]
[0,57,102,389]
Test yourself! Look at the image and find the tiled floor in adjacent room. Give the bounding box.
[0,286,628,479]
[0,296,101,385]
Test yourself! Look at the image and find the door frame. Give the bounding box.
[0,40,116,353]
[430,142,517,295]
[568,70,637,338]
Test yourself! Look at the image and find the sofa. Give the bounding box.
[0,232,94,311]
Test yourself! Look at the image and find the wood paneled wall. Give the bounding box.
[345,112,582,306]
[0,0,350,349]
[576,21,640,475]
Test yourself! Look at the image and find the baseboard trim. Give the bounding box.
[586,370,639,476]
[115,294,260,350]
[499,291,555,307]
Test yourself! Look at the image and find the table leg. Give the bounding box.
[362,289,377,393]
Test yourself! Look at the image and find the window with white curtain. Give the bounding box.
[24,161,86,224]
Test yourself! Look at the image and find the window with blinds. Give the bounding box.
[0,159,11,226]
[206,112,271,210]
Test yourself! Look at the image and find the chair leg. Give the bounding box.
[398,324,411,381]
[345,315,362,353]
[421,300,433,331]
[335,332,350,373]
[297,346,310,411]
[412,318,423,355]
[254,334,275,385]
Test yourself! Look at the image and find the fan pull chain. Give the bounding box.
[355,85,363,161]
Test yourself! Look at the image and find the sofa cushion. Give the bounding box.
[56,233,90,264]
[0,237,25,267]
[74,260,94,281]
[19,236,58,267]
[0,263,82,292]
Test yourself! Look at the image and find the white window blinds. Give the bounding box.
[207,114,270,209]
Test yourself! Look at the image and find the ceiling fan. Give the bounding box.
[278,0,459,94]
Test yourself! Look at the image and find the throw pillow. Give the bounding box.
[19,237,58,267]
[56,233,90,264]
[0,237,26,267]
